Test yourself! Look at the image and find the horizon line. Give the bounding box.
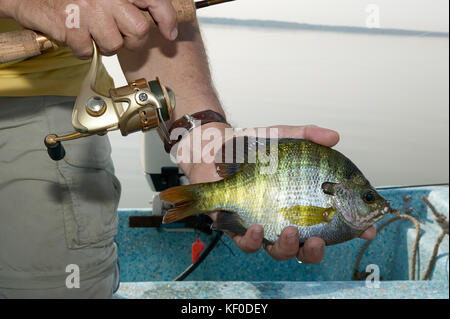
[198,17,449,38]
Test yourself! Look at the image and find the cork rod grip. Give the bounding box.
[0,30,46,63]
[0,0,196,64]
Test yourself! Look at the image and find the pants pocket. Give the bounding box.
[59,162,121,249]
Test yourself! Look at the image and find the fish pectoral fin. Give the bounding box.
[280,206,336,226]
[211,211,247,236]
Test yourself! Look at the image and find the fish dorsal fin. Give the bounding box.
[215,136,300,178]
[279,206,336,226]
[214,135,260,178]
[215,162,242,178]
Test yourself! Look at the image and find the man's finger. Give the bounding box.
[66,28,93,60]
[264,226,299,261]
[113,2,152,49]
[301,125,340,147]
[296,237,325,264]
[230,225,263,254]
[275,125,340,147]
[131,0,178,40]
[90,14,124,56]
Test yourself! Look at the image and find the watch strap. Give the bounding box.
[164,110,229,153]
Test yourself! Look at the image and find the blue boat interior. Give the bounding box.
[114,185,449,299]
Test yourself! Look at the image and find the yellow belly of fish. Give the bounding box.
[278,206,336,226]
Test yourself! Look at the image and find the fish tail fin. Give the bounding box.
[160,185,203,223]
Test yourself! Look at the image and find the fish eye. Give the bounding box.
[362,190,376,203]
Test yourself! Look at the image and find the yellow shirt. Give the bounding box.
[0,19,114,97]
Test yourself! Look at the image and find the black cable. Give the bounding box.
[173,230,223,281]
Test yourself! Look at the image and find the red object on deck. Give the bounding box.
[192,238,205,263]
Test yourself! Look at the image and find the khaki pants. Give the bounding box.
[0,96,121,298]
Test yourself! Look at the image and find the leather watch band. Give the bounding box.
[164,110,229,153]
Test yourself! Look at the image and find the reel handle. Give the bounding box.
[44,139,66,161]
[44,133,92,161]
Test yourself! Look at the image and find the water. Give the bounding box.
[105,22,449,209]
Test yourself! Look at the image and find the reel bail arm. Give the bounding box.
[44,41,175,161]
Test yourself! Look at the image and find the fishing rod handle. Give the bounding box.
[0,0,196,64]
[0,30,54,63]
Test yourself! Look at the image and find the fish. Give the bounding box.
[160,137,393,245]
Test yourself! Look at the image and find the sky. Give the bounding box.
[197,0,449,32]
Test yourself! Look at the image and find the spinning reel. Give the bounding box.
[44,42,175,161]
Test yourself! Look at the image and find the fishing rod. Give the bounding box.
[196,0,236,9]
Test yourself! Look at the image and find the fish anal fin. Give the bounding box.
[280,206,336,226]
[211,210,247,236]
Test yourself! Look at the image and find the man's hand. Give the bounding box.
[1,0,177,58]
[183,124,377,263]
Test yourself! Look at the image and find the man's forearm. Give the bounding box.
[118,20,229,176]
[117,20,226,122]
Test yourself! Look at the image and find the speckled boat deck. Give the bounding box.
[114,185,449,299]
[115,280,448,299]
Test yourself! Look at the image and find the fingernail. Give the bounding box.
[170,27,178,40]
[251,227,263,241]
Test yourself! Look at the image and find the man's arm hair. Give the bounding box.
[117,20,226,123]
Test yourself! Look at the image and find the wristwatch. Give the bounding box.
[164,110,229,153]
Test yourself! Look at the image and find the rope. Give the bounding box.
[421,195,449,280]
[422,231,446,280]
[353,214,421,280]
[353,195,449,281]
